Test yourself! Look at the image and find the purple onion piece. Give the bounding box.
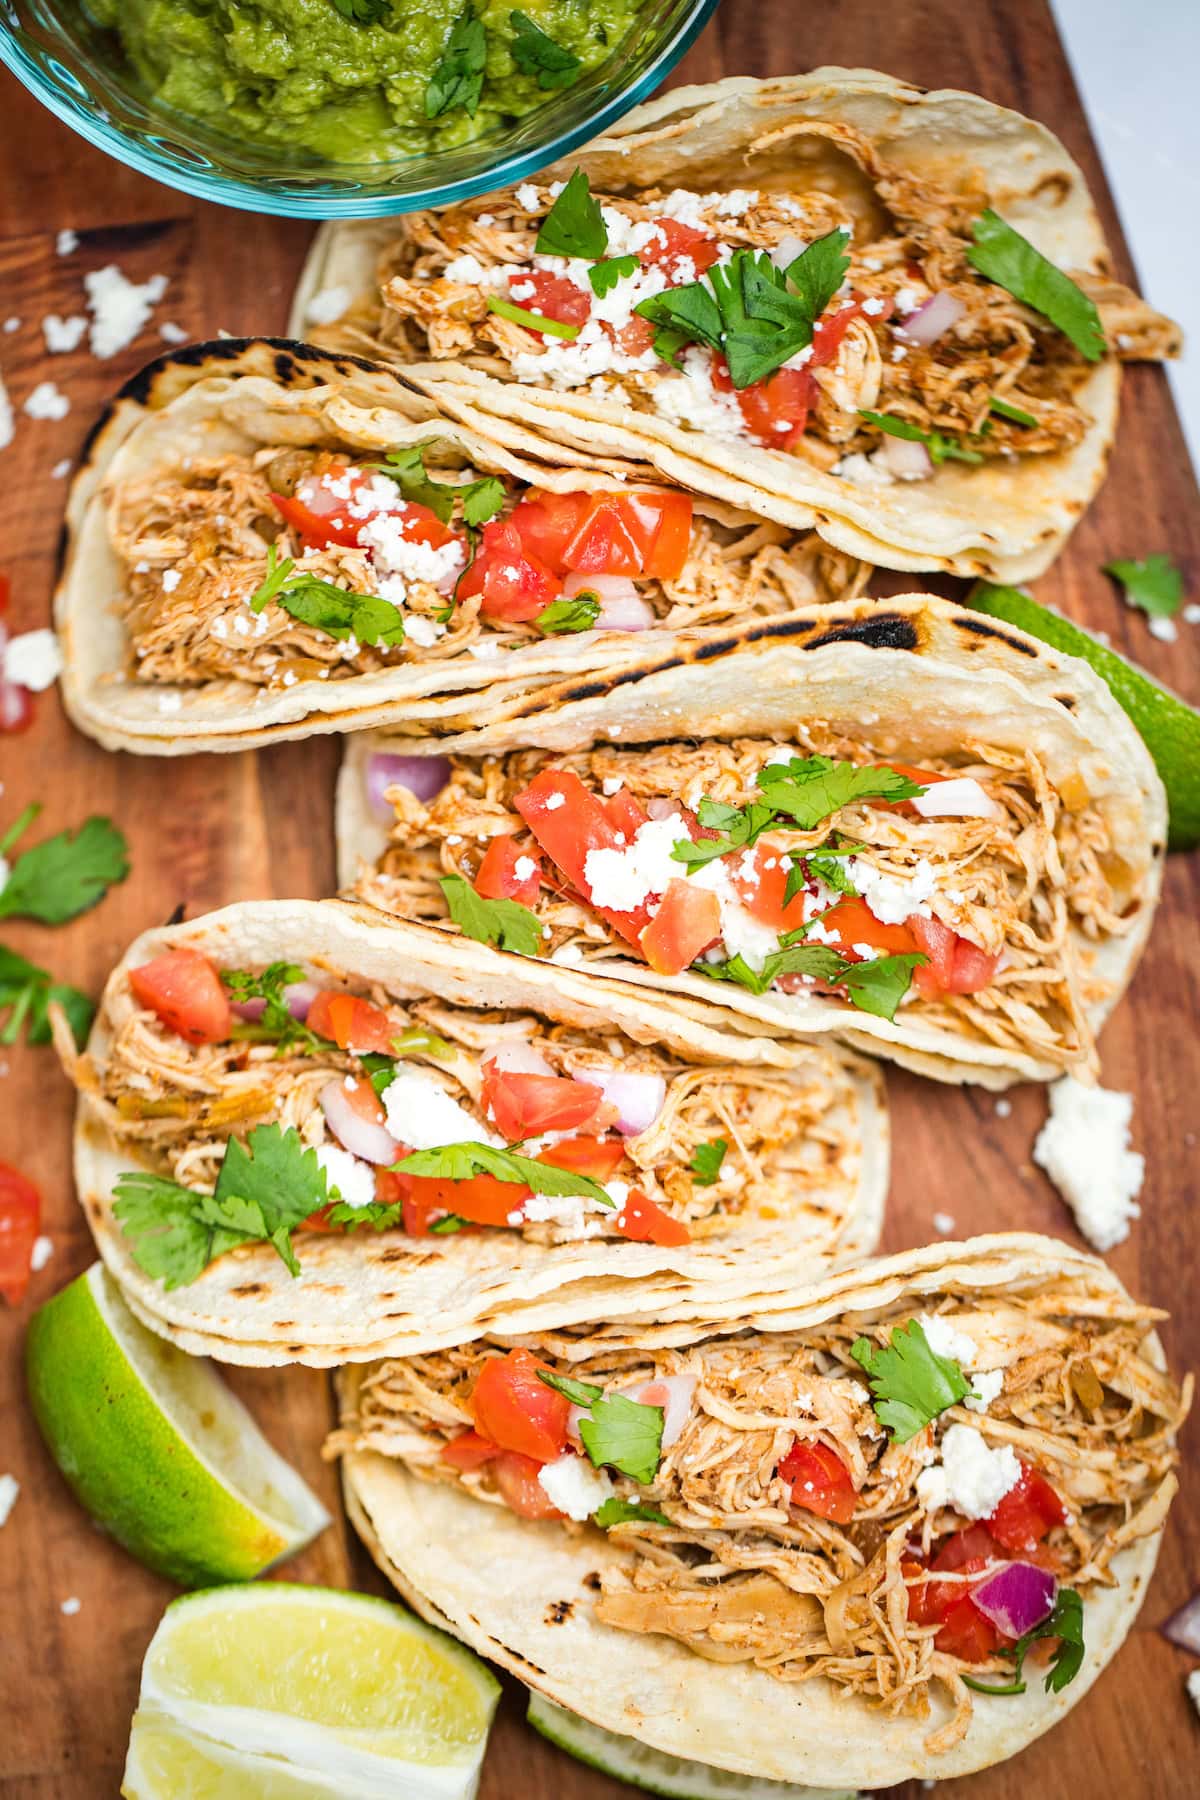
[284,980,320,1022]
[970,1561,1057,1640]
[1162,1591,1200,1655]
[366,751,452,820]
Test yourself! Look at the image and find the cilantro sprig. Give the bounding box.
[989,394,1038,428]
[594,1497,671,1528]
[697,939,925,1021]
[589,255,638,298]
[966,210,1105,362]
[221,962,323,1054]
[486,294,581,340]
[534,594,600,635]
[393,1141,613,1206]
[671,756,926,869]
[534,168,607,260]
[963,1588,1085,1697]
[440,872,542,955]
[859,410,983,466]
[0,807,129,924]
[249,546,405,649]
[851,1319,973,1443]
[509,10,581,90]
[426,4,487,119]
[0,944,93,1049]
[1104,554,1184,621]
[537,1370,664,1484]
[689,1138,727,1186]
[365,447,504,531]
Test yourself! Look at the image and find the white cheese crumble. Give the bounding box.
[305,284,352,326]
[0,1473,18,1528]
[652,346,746,441]
[51,458,71,479]
[536,1452,614,1520]
[60,1596,82,1616]
[1148,616,1178,643]
[544,790,565,810]
[689,857,780,972]
[932,1211,956,1235]
[514,182,541,211]
[314,1142,376,1211]
[584,815,683,913]
[84,265,168,358]
[42,314,87,353]
[161,567,182,593]
[23,381,70,421]
[56,228,78,256]
[3,628,62,690]
[832,451,895,487]
[382,1068,494,1150]
[911,777,999,820]
[1033,1076,1144,1251]
[30,1235,53,1272]
[848,856,936,924]
[159,321,188,345]
[549,943,585,965]
[918,1313,978,1367]
[522,1193,607,1239]
[358,513,465,589]
[916,1424,1020,1519]
[995,1097,1012,1118]
[3,316,20,332]
[964,1369,1004,1414]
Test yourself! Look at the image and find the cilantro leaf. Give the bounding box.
[425,4,487,119]
[594,1497,671,1528]
[689,1138,727,1186]
[324,1200,406,1232]
[1104,554,1184,620]
[367,446,456,523]
[670,796,777,869]
[394,1140,613,1206]
[589,255,639,298]
[429,1214,467,1233]
[964,1587,1085,1697]
[271,575,407,650]
[0,812,129,923]
[967,210,1105,362]
[783,228,853,331]
[509,9,581,90]
[535,168,607,260]
[695,931,923,1021]
[248,541,296,611]
[331,0,389,21]
[790,842,860,904]
[579,1391,664,1484]
[989,395,1038,428]
[222,962,322,1054]
[758,755,927,828]
[461,475,506,527]
[537,1369,604,1407]
[839,953,927,1021]
[486,294,581,340]
[851,1319,972,1443]
[440,872,542,955]
[534,594,600,635]
[0,944,93,1048]
[858,409,983,466]
[110,1172,221,1290]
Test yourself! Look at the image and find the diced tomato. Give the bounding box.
[907,1524,1000,1625]
[611,314,658,358]
[474,834,542,905]
[614,1189,691,1247]
[604,785,650,840]
[404,1172,530,1229]
[985,1462,1067,1555]
[536,1135,627,1181]
[909,916,999,999]
[129,949,232,1046]
[778,1439,857,1523]
[441,1429,502,1471]
[457,518,563,622]
[632,491,693,579]
[714,356,815,452]
[818,897,919,960]
[810,302,863,369]
[935,1596,1002,1663]
[0,1163,40,1306]
[470,1347,570,1462]
[561,496,644,576]
[514,769,656,948]
[638,218,720,278]
[946,936,1001,995]
[508,270,591,333]
[639,879,722,976]
[507,491,591,574]
[728,843,808,932]
[492,1450,564,1518]
[483,1066,601,1142]
[307,991,399,1056]
[272,466,457,554]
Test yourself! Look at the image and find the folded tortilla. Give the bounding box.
[55,336,867,755]
[338,593,1166,1087]
[294,69,1179,584]
[61,898,886,1367]
[338,1233,1186,1786]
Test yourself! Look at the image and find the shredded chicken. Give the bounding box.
[334,1284,1189,1750]
[357,734,1148,1073]
[60,959,864,1250]
[318,122,1178,468]
[106,445,866,689]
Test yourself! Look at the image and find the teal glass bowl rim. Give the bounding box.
[0,1,721,219]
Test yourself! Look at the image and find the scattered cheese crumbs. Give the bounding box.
[1033,1076,1144,1251]
[313,1142,376,1211]
[584,816,682,913]
[994,1097,1012,1119]
[0,1474,18,1528]
[918,1312,979,1368]
[42,314,87,353]
[60,1596,82,1616]
[30,1235,53,1272]
[383,1068,495,1150]
[549,942,585,965]
[848,857,937,924]
[0,373,12,451]
[161,568,182,593]
[3,628,63,691]
[1183,603,1200,625]
[537,1452,614,1520]
[522,1193,606,1239]
[916,1424,1020,1519]
[159,321,188,345]
[305,284,352,327]
[544,791,565,811]
[964,1369,1004,1415]
[932,1211,956,1235]
[653,346,746,440]
[2,316,19,333]
[833,450,895,487]
[84,265,168,358]
[514,182,540,211]
[601,776,625,795]
[56,229,78,256]
[51,458,71,479]
[1148,616,1178,643]
[23,380,70,421]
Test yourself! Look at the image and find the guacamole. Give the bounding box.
[85,0,646,164]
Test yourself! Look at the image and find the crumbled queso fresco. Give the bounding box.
[1033,1076,1144,1251]
[916,1423,1021,1519]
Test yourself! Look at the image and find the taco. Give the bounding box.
[55,336,867,755]
[55,898,886,1367]
[334,1234,1189,1787]
[295,70,1180,584]
[338,594,1166,1088]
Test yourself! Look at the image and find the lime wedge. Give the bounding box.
[527,1694,858,1800]
[25,1263,329,1585]
[969,582,1200,849]
[132,1583,499,1796]
[123,1710,365,1800]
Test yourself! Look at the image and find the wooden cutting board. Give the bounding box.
[0,4,1196,1795]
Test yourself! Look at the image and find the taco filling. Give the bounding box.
[57,945,869,1287]
[105,442,864,691]
[333,1282,1187,1752]
[361,159,1178,480]
[355,733,1149,1072]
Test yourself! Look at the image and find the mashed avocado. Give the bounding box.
[85,0,645,163]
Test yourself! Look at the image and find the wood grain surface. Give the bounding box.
[1,3,1197,1795]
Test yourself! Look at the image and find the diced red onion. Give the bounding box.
[319,1078,400,1166]
[645,796,684,822]
[284,979,319,1021]
[481,1040,555,1079]
[365,751,452,820]
[874,433,933,481]
[624,1374,697,1449]
[1163,1590,1200,1655]
[231,996,267,1022]
[971,1561,1056,1639]
[578,1070,666,1137]
[896,289,966,346]
[563,572,654,632]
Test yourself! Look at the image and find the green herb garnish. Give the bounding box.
[509,9,581,89]
[221,962,322,1054]
[440,872,542,955]
[461,475,506,527]
[989,395,1039,428]
[426,4,487,119]
[534,594,600,634]
[0,944,93,1049]
[0,808,128,924]
[671,756,924,869]
[1104,554,1184,621]
[851,1318,972,1443]
[249,547,405,649]
[963,1588,1085,1696]
[486,294,581,339]
[395,1140,612,1206]
[594,1497,672,1528]
[537,1370,664,1484]
[534,167,607,259]
[859,410,983,466]
[967,210,1105,362]
[589,255,639,298]
[689,1138,728,1186]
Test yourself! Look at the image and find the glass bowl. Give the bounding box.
[0,0,720,218]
